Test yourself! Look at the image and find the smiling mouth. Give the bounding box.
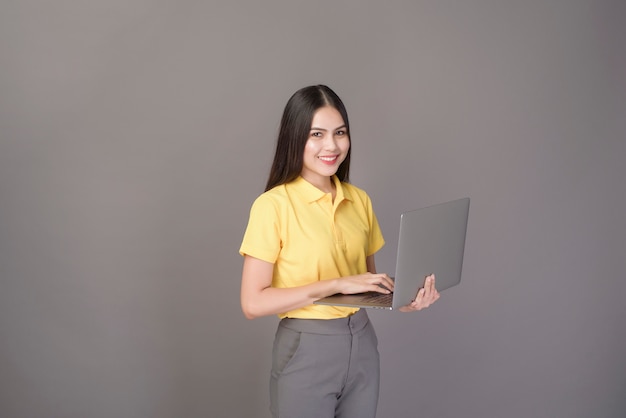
[319,156,338,163]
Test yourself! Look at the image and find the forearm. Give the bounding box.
[240,255,389,319]
[241,278,340,319]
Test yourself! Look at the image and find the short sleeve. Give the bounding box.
[239,194,282,263]
[366,197,385,256]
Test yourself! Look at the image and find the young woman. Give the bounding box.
[239,85,439,418]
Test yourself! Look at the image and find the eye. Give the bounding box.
[335,130,347,136]
[311,131,323,138]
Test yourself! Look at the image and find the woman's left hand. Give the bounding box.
[399,274,440,312]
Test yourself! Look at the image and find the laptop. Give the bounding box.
[314,197,470,310]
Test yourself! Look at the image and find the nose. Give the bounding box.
[322,134,339,151]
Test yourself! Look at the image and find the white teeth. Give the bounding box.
[319,156,336,161]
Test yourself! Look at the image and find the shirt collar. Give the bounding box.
[291,176,354,204]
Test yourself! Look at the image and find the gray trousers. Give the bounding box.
[270,309,380,418]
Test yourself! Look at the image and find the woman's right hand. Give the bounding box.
[336,272,394,295]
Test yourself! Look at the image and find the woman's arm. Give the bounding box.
[366,255,377,274]
[240,255,393,319]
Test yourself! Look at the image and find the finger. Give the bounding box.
[423,284,436,304]
[382,275,395,291]
[416,287,433,310]
[374,274,394,291]
[425,289,439,305]
[412,294,425,310]
[425,275,436,296]
[375,284,391,294]
[373,278,392,293]
[420,277,431,297]
[426,274,435,289]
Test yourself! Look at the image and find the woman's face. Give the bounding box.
[300,106,350,190]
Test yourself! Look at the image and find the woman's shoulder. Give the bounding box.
[249,184,289,209]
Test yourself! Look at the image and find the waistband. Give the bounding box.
[279,309,370,335]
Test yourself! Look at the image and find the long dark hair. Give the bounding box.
[265,85,351,191]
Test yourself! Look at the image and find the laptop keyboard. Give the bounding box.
[362,292,393,304]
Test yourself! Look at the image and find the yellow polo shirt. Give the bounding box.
[239,176,385,319]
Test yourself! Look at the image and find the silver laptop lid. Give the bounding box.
[390,197,470,309]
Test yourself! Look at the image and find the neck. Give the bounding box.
[302,175,335,195]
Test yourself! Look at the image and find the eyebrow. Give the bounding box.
[310,124,347,131]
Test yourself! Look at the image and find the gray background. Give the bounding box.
[1,1,625,417]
